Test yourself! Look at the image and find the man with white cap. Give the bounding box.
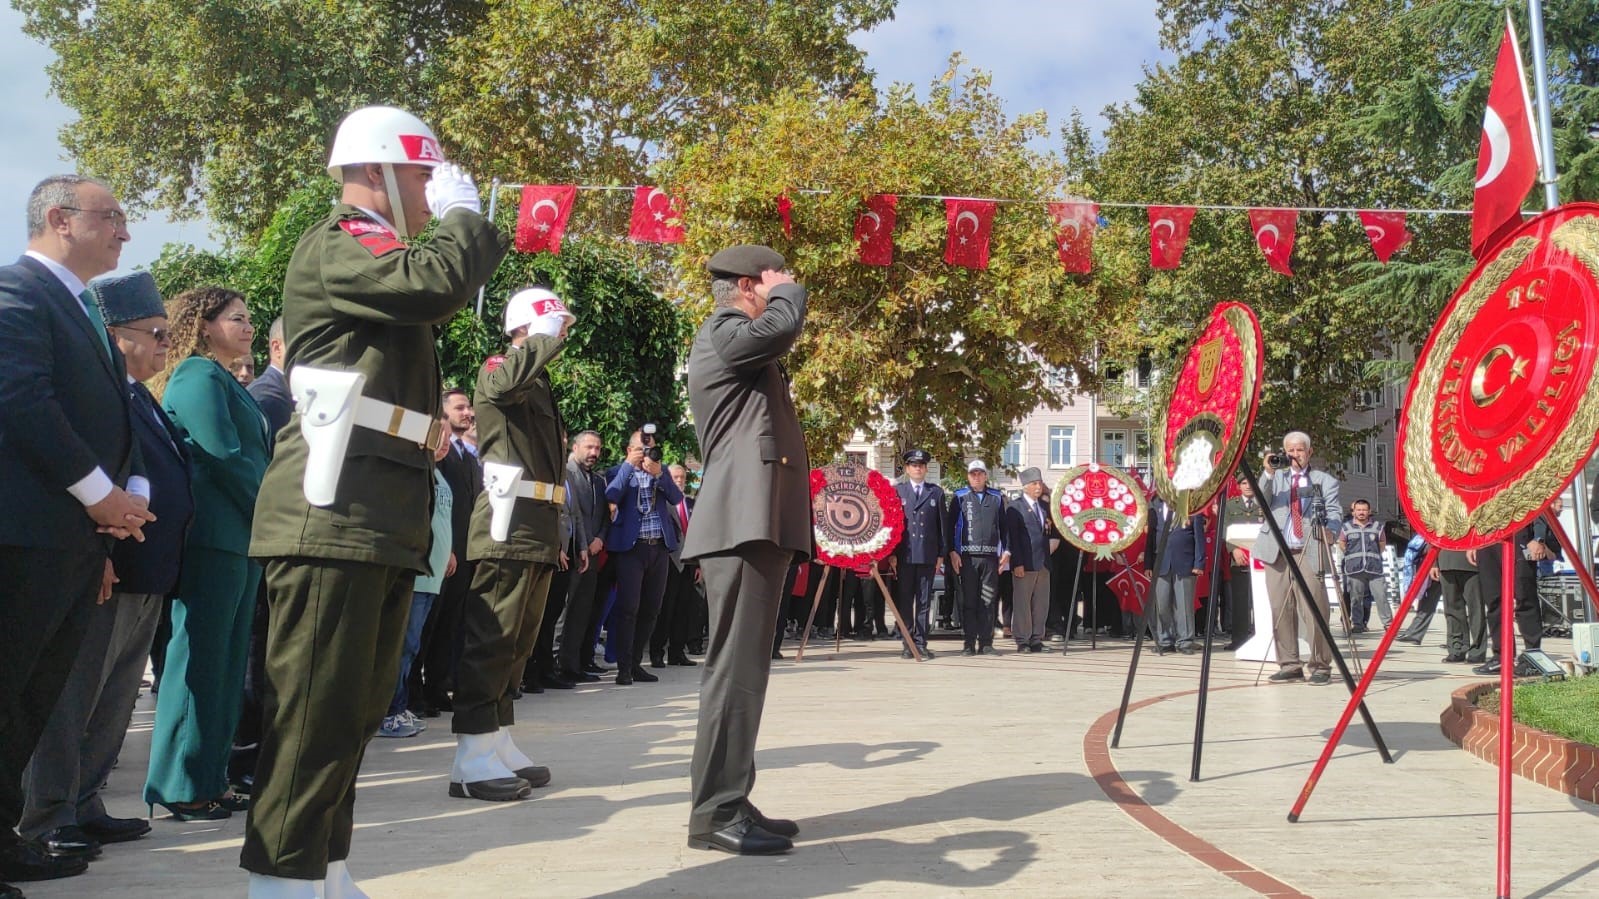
[242,106,506,898]
[450,287,574,801]
[949,461,1009,656]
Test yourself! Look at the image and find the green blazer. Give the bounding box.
[163,355,271,555]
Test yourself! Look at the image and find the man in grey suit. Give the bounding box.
[0,175,155,891]
[1251,431,1341,684]
[683,245,809,856]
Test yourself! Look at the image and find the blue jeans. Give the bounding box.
[389,591,437,717]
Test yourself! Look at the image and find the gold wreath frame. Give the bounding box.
[1049,463,1150,557]
[1152,304,1262,518]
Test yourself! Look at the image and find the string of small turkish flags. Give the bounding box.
[510,183,1443,275]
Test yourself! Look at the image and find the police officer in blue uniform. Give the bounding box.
[949,460,1009,656]
[889,449,948,660]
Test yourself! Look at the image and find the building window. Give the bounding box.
[1375,442,1390,487]
[1351,441,1369,476]
[1134,353,1153,389]
[1001,431,1024,468]
[845,451,868,469]
[1101,429,1127,466]
[1048,426,1076,468]
[1132,430,1150,466]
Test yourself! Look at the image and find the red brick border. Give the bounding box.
[1438,680,1599,805]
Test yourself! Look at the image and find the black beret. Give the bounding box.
[902,449,931,464]
[90,272,165,326]
[707,244,785,279]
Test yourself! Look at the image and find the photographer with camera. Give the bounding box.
[1249,431,1342,684]
[603,424,684,685]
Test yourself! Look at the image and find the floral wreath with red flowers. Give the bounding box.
[1050,462,1149,560]
[809,463,905,569]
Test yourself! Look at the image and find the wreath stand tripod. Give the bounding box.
[794,563,921,663]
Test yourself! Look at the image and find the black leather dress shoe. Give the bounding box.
[582,661,608,675]
[901,648,914,659]
[1441,653,1467,663]
[650,655,666,669]
[539,673,575,690]
[1473,658,1502,675]
[448,776,532,801]
[687,818,792,855]
[669,655,698,667]
[0,841,89,882]
[615,670,634,686]
[561,668,600,683]
[513,765,552,789]
[79,815,150,844]
[630,666,659,683]
[0,880,24,898]
[1268,668,1305,682]
[961,646,976,656]
[39,827,99,861]
[771,648,785,660]
[919,647,935,660]
[746,803,799,837]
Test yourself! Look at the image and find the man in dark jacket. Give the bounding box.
[890,449,947,659]
[1150,498,1206,654]
[20,273,193,859]
[1005,467,1057,653]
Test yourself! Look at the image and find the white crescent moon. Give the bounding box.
[646,187,669,210]
[1476,108,1511,189]
[1060,219,1081,240]
[530,198,560,220]
[1256,223,1280,246]
[956,210,980,235]
[1364,224,1386,242]
[1153,217,1176,238]
[860,210,882,235]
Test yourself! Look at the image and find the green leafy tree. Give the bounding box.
[664,61,1141,467]
[17,0,891,240]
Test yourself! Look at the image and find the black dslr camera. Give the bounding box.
[641,423,663,462]
[1266,450,1290,468]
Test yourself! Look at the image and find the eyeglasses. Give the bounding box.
[112,324,171,343]
[60,206,129,228]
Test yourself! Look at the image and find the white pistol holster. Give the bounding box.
[483,462,524,543]
[292,366,366,507]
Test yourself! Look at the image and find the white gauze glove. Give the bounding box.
[529,296,576,338]
[425,162,481,219]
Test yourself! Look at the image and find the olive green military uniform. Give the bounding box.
[453,336,567,735]
[241,205,506,880]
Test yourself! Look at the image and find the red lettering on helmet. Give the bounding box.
[399,134,444,163]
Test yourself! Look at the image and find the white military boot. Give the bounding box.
[493,729,552,788]
[449,731,532,801]
[247,873,323,898]
[323,860,369,899]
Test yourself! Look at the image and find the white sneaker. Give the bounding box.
[323,861,369,899]
[247,873,323,898]
[377,715,419,738]
[399,709,427,731]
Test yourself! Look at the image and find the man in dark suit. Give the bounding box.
[890,449,947,659]
[1474,522,1560,675]
[416,388,480,716]
[557,430,610,681]
[603,430,685,685]
[21,272,194,858]
[650,463,701,668]
[1004,467,1057,653]
[683,245,809,856]
[1148,498,1206,654]
[0,174,155,891]
[247,316,293,438]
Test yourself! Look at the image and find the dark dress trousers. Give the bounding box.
[682,284,810,835]
[558,457,610,675]
[1478,523,1557,656]
[0,255,141,850]
[604,462,684,674]
[417,439,481,707]
[949,486,1007,650]
[894,480,948,651]
[651,496,700,663]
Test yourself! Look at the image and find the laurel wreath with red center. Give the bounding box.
[1049,462,1149,560]
[809,467,905,569]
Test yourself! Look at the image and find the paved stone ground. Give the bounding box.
[21,630,1598,898]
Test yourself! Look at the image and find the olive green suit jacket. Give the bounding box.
[465,335,566,564]
[250,205,508,571]
[681,284,811,562]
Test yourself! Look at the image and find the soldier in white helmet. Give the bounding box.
[241,106,507,898]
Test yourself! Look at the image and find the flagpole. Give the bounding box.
[1526,0,1597,618]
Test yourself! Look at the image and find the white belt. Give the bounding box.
[351,397,446,451]
[513,480,566,504]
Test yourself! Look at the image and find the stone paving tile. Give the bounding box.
[19,632,1597,897]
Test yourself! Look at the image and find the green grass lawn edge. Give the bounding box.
[1475,675,1599,748]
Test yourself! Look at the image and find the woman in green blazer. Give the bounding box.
[144,287,271,820]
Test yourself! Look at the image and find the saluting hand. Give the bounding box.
[753,269,794,301]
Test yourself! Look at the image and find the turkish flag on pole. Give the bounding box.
[1248,208,1297,276]
[1048,201,1098,273]
[514,184,577,254]
[854,194,897,266]
[776,193,794,239]
[1108,564,1151,615]
[1358,210,1411,263]
[1472,18,1539,258]
[944,199,998,269]
[628,185,686,244]
[1148,205,1196,269]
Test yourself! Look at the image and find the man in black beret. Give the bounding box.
[889,450,947,660]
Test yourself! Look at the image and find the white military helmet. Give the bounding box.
[504,287,573,335]
[326,105,445,238]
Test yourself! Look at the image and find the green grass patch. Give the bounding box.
[1476,675,1599,748]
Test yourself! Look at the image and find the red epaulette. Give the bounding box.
[482,355,507,374]
[338,217,407,257]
